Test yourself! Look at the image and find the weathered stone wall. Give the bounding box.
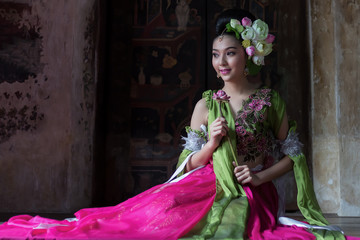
[336,0,360,217]
[0,0,98,213]
[309,0,360,216]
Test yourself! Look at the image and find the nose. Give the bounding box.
[219,54,227,66]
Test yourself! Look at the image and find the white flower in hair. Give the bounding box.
[254,41,273,56]
[224,17,274,73]
[241,27,256,40]
[252,19,269,41]
[252,55,264,66]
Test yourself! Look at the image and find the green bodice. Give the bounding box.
[177,87,344,240]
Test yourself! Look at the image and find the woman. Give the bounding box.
[0,9,357,240]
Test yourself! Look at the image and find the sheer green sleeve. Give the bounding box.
[175,126,208,178]
[202,90,214,110]
[268,91,329,227]
[287,122,345,239]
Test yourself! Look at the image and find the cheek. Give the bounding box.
[236,53,247,69]
[241,49,247,64]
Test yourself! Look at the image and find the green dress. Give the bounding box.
[177,88,345,240]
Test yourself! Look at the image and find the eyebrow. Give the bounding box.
[212,46,238,51]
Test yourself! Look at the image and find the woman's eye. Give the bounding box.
[227,51,235,56]
[212,53,219,58]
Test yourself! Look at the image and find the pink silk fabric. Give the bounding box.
[244,182,360,240]
[0,164,216,239]
[0,163,358,239]
[243,182,317,240]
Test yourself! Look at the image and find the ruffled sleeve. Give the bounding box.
[202,90,214,111]
[267,90,286,137]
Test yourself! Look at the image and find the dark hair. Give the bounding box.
[215,9,256,37]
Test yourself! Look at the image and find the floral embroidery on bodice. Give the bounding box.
[234,88,273,162]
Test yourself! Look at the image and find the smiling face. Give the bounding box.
[212,34,247,83]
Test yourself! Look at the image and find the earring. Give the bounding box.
[244,68,249,77]
[217,73,220,79]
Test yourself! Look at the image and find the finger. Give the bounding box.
[212,124,228,136]
[211,122,225,131]
[214,127,226,135]
[211,124,223,134]
[210,119,221,128]
[216,117,226,123]
[220,117,228,124]
[236,170,250,180]
[234,165,246,173]
[240,165,250,174]
[239,173,254,184]
[237,165,249,173]
[221,122,229,132]
[218,117,225,122]
[241,176,252,185]
[211,131,221,140]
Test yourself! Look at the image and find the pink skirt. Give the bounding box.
[0,163,358,239]
[0,164,216,239]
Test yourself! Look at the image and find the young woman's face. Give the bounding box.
[212,35,247,82]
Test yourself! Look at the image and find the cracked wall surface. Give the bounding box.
[310,0,360,216]
[0,0,98,213]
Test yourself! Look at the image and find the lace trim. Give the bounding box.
[182,125,208,152]
[235,88,273,162]
[279,131,303,157]
[279,217,344,234]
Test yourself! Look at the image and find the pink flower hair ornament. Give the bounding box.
[224,17,275,76]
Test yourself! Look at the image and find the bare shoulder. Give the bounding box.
[190,98,208,130]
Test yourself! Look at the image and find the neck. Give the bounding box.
[222,78,253,97]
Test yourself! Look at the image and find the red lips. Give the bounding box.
[219,69,231,75]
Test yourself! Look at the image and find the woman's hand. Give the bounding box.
[207,117,229,150]
[233,162,262,187]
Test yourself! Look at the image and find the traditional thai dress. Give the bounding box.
[0,87,357,240]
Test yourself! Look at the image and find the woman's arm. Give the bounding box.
[234,112,294,186]
[185,98,229,172]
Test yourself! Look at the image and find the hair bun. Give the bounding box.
[215,9,256,36]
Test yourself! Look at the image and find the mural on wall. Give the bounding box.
[0,2,45,143]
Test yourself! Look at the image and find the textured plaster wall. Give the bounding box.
[309,0,360,216]
[336,0,360,216]
[0,0,98,213]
